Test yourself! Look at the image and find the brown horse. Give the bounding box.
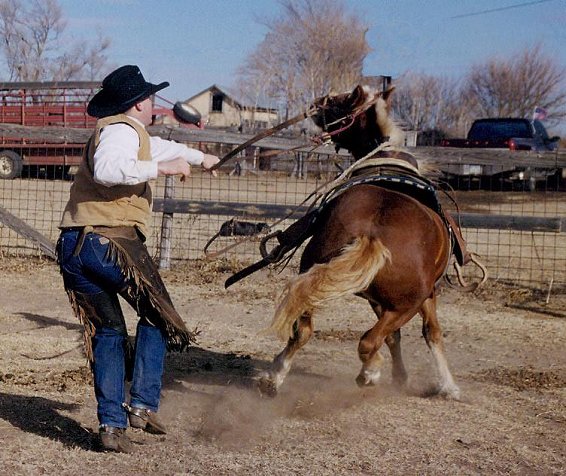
[258,85,461,400]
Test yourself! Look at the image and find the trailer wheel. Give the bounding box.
[0,150,23,179]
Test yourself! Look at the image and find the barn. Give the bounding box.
[182,84,280,131]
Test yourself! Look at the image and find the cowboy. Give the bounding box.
[57,65,219,453]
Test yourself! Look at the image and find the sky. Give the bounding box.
[58,0,566,106]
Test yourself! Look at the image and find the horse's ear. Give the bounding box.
[348,85,366,107]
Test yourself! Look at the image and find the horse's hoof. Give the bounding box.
[257,376,278,398]
[356,369,381,387]
[438,384,461,401]
[355,374,375,388]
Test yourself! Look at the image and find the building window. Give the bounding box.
[212,94,223,112]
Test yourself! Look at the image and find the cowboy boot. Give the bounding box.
[127,321,168,434]
[99,425,133,453]
[126,405,167,434]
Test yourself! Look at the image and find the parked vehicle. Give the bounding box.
[441,118,560,151]
[439,118,561,189]
[0,81,190,179]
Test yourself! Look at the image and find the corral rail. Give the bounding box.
[0,127,565,291]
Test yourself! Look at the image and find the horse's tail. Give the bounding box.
[268,236,391,340]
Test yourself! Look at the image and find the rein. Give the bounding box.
[210,105,318,171]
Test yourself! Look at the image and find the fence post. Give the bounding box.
[158,176,175,270]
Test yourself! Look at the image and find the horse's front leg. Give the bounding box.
[420,294,460,400]
[257,311,313,397]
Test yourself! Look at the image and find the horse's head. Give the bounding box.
[311,85,404,160]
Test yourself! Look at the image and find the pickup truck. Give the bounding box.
[439,118,561,189]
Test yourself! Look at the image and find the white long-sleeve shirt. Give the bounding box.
[93,117,204,186]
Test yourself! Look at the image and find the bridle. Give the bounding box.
[311,105,357,145]
[313,88,389,143]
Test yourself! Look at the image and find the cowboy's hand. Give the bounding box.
[157,157,191,181]
[202,154,220,177]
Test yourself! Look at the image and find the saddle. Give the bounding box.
[225,154,471,288]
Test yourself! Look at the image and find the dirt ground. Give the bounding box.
[0,256,564,475]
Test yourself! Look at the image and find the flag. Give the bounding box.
[533,106,547,121]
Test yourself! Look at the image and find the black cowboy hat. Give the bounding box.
[87,64,169,118]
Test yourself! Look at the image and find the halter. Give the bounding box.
[311,88,393,153]
[312,112,357,145]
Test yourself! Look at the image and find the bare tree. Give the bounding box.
[0,0,110,81]
[393,73,453,130]
[391,72,471,142]
[393,45,566,139]
[463,44,566,123]
[236,0,370,119]
[49,32,111,81]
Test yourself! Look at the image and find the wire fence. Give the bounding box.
[0,143,565,292]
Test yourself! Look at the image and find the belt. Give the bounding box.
[66,225,140,257]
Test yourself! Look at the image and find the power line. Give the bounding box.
[451,0,555,19]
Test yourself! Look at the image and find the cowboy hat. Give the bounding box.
[87,65,169,118]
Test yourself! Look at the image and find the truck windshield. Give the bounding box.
[468,120,531,140]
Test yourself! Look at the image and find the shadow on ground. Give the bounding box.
[0,392,94,450]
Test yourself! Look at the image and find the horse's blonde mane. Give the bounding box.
[359,85,405,147]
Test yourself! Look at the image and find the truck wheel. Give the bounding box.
[0,150,23,179]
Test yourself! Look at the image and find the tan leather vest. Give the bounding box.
[59,114,153,237]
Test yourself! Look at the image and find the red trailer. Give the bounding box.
[0,81,98,179]
[0,82,192,179]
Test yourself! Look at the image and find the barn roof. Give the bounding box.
[184,84,278,113]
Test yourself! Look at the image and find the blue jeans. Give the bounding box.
[58,229,167,428]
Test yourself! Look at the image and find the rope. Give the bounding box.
[204,144,421,260]
[210,105,319,171]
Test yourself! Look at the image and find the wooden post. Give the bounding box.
[158,176,175,270]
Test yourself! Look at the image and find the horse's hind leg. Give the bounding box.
[357,309,415,387]
[420,294,460,400]
[369,303,408,387]
[257,311,313,397]
[385,329,408,387]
